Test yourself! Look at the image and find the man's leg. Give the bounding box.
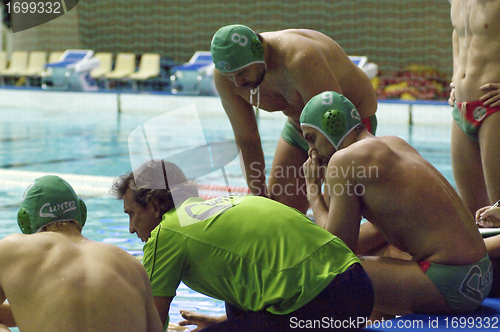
[478,112,500,205]
[268,137,309,214]
[360,256,451,317]
[451,121,488,215]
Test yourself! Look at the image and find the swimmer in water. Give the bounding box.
[0,175,163,332]
[113,159,374,331]
[448,0,500,215]
[210,24,378,214]
[301,91,492,319]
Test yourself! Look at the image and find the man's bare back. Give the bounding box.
[450,0,500,102]
[0,226,162,332]
[329,133,485,265]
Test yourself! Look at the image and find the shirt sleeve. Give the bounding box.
[143,226,186,297]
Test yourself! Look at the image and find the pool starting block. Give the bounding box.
[170,51,218,96]
[42,50,99,91]
[349,56,379,79]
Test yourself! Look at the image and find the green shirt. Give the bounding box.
[143,195,359,315]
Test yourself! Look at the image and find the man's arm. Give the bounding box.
[449,29,459,106]
[0,303,15,329]
[154,296,173,328]
[214,71,268,197]
[356,221,388,256]
[0,240,16,329]
[323,154,363,252]
[303,150,329,227]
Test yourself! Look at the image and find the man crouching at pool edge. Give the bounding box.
[112,159,374,331]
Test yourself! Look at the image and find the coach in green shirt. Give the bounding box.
[113,160,373,331]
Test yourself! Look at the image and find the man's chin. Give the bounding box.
[244,84,259,90]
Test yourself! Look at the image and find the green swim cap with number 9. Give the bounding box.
[211,24,265,72]
[300,91,362,150]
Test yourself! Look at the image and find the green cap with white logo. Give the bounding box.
[17,175,87,234]
[211,24,265,72]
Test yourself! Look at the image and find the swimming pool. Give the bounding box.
[0,96,453,330]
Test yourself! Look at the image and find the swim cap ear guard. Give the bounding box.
[300,91,362,150]
[211,24,265,72]
[17,176,87,234]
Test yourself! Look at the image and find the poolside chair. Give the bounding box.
[130,53,160,91]
[104,52,135,89]
[0,51,29,85]
[17,51,47,76]
[47,51,64,64]
[90,52,113,79]
[17,51,48,86]
[0,52,7,73]
[0,51,28,76]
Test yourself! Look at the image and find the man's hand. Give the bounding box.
[178,310,227,332]
[480,83,500,107]
[448,82,455,107]
[303,149,325,201]
[476,205,500,228]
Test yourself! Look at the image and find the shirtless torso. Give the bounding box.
[0,224,162,332]
[326,132,485,265]
[450,0,500,102]
[449,0,500,215]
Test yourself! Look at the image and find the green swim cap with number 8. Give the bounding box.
[211,24,265,72]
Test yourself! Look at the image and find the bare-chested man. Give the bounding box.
[448,0,500,214]
[0,175,163,332]
[210,24,378,214]
[301,91,492,317]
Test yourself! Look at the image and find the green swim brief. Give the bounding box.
[421,255,493,313]
[452,102,478,141]
[281,115,377,152]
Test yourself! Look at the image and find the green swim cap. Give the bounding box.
[300,91,362,150]
[17,175,87,234]
[211,24,265,72]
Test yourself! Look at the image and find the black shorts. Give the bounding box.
[202,263,374,331]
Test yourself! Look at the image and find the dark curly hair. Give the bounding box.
[112,160,199,216]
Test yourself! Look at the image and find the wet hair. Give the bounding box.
[112,160,199,216]
[38,220,82,233]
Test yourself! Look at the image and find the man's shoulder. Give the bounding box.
[0,233,26,248]
[330,136,405,165]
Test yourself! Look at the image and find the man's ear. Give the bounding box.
[152,200,162,219]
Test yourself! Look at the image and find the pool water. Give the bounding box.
[0,103,453,330]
